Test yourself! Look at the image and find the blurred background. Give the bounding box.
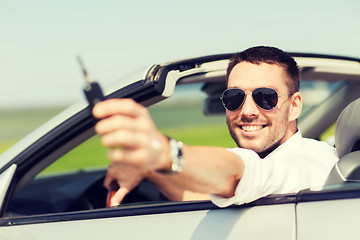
[1,0,360,153]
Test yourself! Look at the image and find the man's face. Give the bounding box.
[226,62,294,157]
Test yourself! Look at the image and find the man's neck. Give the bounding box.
[257,141,282,158]
[257,125,298,158]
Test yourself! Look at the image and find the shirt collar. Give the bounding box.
[264,130,302,159]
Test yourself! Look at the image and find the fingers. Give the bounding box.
[93,98,146,119]
[101,129,148,149]
[104,170,115,189]
[95,114,146,135]
[95,114,136,133]
[107,147,149,165]
[93,99,148,137]
[93,98,156,150]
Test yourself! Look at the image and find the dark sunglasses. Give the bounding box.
[221,87,293,111]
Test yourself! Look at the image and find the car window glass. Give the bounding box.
[299,80,344,144]
[299,80,344,117]
[39,135,109,176]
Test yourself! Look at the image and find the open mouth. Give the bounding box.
[240,125,267,132]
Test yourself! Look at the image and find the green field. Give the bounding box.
[0,108,65,153]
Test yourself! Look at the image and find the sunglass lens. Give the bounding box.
[252,88,278,110]
[222,89,245,111]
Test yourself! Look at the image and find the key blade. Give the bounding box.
[77,55,92,84]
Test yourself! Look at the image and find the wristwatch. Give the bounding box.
[167,138,185,173]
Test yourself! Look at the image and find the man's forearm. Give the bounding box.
[147,171,210,201]
[158,144,244,198]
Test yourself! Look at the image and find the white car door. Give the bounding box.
[0,200,296,240]
[297,186,360,240]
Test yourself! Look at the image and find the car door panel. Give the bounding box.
[0,203,295,240]
[297,198,360,240]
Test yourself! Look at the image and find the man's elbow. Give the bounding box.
[217,175,241,198]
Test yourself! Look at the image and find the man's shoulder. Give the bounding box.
[287,131,335,152]
[272,132,338,162]
[298,137,339,166]
[301,137,335,150]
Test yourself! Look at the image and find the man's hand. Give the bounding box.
[104,162,147,206]
[93,99,170,205]
[93,99,168,169]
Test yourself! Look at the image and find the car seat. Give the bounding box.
[325,98,360,184]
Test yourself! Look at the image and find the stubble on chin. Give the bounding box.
[226,117,284,155]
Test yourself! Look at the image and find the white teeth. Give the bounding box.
[242,125,262,132]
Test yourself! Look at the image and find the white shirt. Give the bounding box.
[210,131,339,207]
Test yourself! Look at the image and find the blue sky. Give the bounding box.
[1,0,359,109]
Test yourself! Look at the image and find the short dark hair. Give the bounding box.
[226,46,300,92]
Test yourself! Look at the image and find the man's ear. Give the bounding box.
[289,92,302,121]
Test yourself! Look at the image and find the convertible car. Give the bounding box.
[0,52,360,239]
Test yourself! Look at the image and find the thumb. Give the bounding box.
[110,187,130,207]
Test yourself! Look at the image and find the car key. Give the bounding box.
[77,55,105,110]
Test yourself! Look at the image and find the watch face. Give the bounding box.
[169,139,185,173]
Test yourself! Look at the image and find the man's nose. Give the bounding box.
[241,94,260,117]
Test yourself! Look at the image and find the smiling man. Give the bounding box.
[224,49,301,158]
[93,46,339,207]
